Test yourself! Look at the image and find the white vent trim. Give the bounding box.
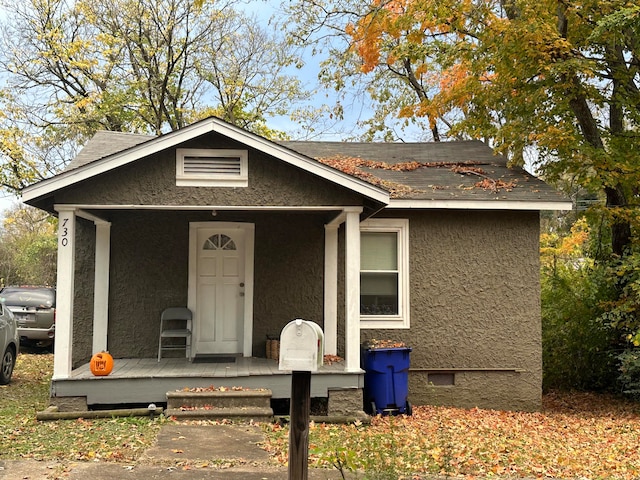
[176,148,248,187]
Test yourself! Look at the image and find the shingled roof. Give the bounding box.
[67,131,153,171]
[279,140,568,204]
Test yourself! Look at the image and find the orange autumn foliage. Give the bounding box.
[541,218,590,264]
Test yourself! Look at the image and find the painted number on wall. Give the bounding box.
[60,218,69,247]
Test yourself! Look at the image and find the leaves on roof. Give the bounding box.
[318,155,517,196]
[317,155,420,197]
[451,165,517,193]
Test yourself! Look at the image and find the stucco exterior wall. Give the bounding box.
[359,210,542,411]
[100,212,324,358]
[71,218,96,366]
[105,211,189,360]
[253,213,325,355]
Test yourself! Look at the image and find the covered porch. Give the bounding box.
[49,204,374,408]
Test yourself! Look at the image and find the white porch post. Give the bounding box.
[324,224,339,355]
[92,220,111,354]
[344,208,362,372]
[53,206,76,379]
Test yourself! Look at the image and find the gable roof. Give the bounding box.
[21,116,571,211]
[21,117,389,204]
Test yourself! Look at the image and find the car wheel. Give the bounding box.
[0,346,16,385]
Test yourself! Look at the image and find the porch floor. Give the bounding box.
[70,356,351,380]
[52,357,363,407]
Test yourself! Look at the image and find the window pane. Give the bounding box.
[203,234,236,251]
[361,232,397,270]
[220,234,236,250]
[361,272,398,315]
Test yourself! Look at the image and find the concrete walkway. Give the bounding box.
[0,423,352,480]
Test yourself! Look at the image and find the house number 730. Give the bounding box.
[60,218,69,247]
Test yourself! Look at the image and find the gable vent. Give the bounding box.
[176,148,248,187]
[183,156,241,176]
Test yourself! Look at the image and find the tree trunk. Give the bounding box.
[605,186,632,257]
[555,3,633,259]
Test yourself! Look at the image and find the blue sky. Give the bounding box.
[0,192,16,219]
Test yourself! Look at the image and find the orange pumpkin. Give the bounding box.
[90,351,114,376]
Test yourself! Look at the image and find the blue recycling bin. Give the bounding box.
[361,346,412,415]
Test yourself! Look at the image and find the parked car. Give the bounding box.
[0,286,56,348]
[0,300,19,384]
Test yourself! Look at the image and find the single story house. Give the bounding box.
[21,117,571,413]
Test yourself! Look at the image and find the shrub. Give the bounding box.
[541,221,620,391]
[618,349,640,400]
[542,262,619,391]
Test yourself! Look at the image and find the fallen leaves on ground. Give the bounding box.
[5,354,640,478]
[0,352,162,462]
[263,391,640,479]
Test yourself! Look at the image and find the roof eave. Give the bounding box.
[387,199,574,211]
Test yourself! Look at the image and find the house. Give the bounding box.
[21,117,572,413]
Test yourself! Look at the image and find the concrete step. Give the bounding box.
[165,388,273,422]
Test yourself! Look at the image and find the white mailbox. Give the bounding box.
[278,319,324,372]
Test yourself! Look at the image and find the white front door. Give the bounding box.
[188,222,254,356]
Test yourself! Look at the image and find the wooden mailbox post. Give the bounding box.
[279,319,324,480]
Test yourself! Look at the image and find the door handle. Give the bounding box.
[239,282,245,287]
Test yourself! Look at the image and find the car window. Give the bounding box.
[0,288,55,308]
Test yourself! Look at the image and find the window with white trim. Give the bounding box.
[176,148,248,187]
[360,218,410,329]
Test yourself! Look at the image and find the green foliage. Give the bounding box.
[541,260,619,391]
[287,0,640,259]
[540,219,621,391]
[618,349,640,401]
[0,0,308,192]
[0,205,57,287]
[600,252,640,346]
[310,416,410,479]
[596,252,640,398]
[309,423,361,476]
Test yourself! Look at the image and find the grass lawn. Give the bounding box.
[2,353,640,479]
[0,352,163,462]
